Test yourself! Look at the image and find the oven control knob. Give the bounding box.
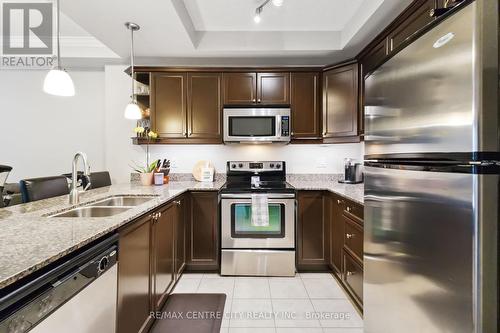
[270,163,275,168]
[238,163,243,168]
[276,164,281,169]
[231,164,236,169]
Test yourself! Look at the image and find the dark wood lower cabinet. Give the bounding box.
[174,196,186,278]
[117,195,191,333]
[297,191,330,270]
[329,194,344,274]
[186,191,219,271]
[152,203,175,310]
[297,190,364,311]
[117,215,153,333]
[343,215,363,262]
[343,250,364,306]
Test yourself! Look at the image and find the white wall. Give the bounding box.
[0,70,105,182]
[104,65,364,184]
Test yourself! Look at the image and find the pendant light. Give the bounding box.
[43,0,75,97]
[124,22,142,120]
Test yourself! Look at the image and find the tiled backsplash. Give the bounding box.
[131,173,227,183]
[131,173,342,183]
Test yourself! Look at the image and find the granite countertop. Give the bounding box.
[0,175,363,290]
[287,177,364,205]
[0,180,224,289]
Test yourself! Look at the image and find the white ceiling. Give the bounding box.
[184,0,364,31]
[59,0,413,67]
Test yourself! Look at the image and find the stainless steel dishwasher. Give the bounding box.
[0,234,118,333]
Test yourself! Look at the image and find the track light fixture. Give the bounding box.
[254,0,284,23]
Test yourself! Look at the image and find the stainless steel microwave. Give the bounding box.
[223,108,291,144]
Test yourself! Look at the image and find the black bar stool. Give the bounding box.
[82,171,112,190]
[19,176,70,203]
[0,165,13,208]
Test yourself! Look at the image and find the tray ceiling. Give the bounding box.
[60,0,412,66]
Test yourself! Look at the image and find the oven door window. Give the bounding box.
[229,116,276,137]
[231,203,285,238]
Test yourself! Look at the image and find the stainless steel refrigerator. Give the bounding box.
[363,1,499,332]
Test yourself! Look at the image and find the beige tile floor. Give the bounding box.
[172,272,363,333]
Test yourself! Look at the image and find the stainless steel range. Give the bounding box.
[220,161,296,277]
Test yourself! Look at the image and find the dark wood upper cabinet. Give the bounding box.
[223,72,290,105]
[151,73,187,138]
[323,63,360,142]
[361,39,388,77]
[297,191,329,270]
[223,72,257,105]
[291,72,320,139]
[187,73,222,140]
[257,72,290,105]
[359,0,443,77]
[186,192,219,271]
[388,0,435,53]
[117,215,153,333]
[152,203,175,310]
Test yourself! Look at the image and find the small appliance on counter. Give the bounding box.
[192,160,215,182]
[339,158,363,184]
[220,161,296,277]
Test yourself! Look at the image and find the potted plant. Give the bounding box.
[131,160,159,186]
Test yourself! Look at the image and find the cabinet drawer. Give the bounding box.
[343,216,363,261]
[343,200,363,222]
[343,251,363,304]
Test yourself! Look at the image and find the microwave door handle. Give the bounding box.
[276,115,282,138]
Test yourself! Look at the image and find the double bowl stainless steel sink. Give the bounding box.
[49,195,158,218]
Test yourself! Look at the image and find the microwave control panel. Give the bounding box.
[281,116,290,136]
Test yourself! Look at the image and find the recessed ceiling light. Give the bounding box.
[272,0,284,6]
[433,32,455,48]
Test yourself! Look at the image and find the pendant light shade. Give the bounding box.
[43,68,75,96]
[124,22,141,120]
[124,101,142,120]
[44,0,75,97]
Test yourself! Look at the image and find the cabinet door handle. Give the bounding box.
[346,233,355,239]
[337,199,341,204]
[290,131,294,136]
[252,98,256,103]
[257,99,261,103]
[346,206,351,212]
[174,200,181,206]
[158,211,162,218]
[188,130,192,136]
[346,271,355,276]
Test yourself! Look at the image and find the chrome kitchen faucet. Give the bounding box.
[69,152,91,204]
